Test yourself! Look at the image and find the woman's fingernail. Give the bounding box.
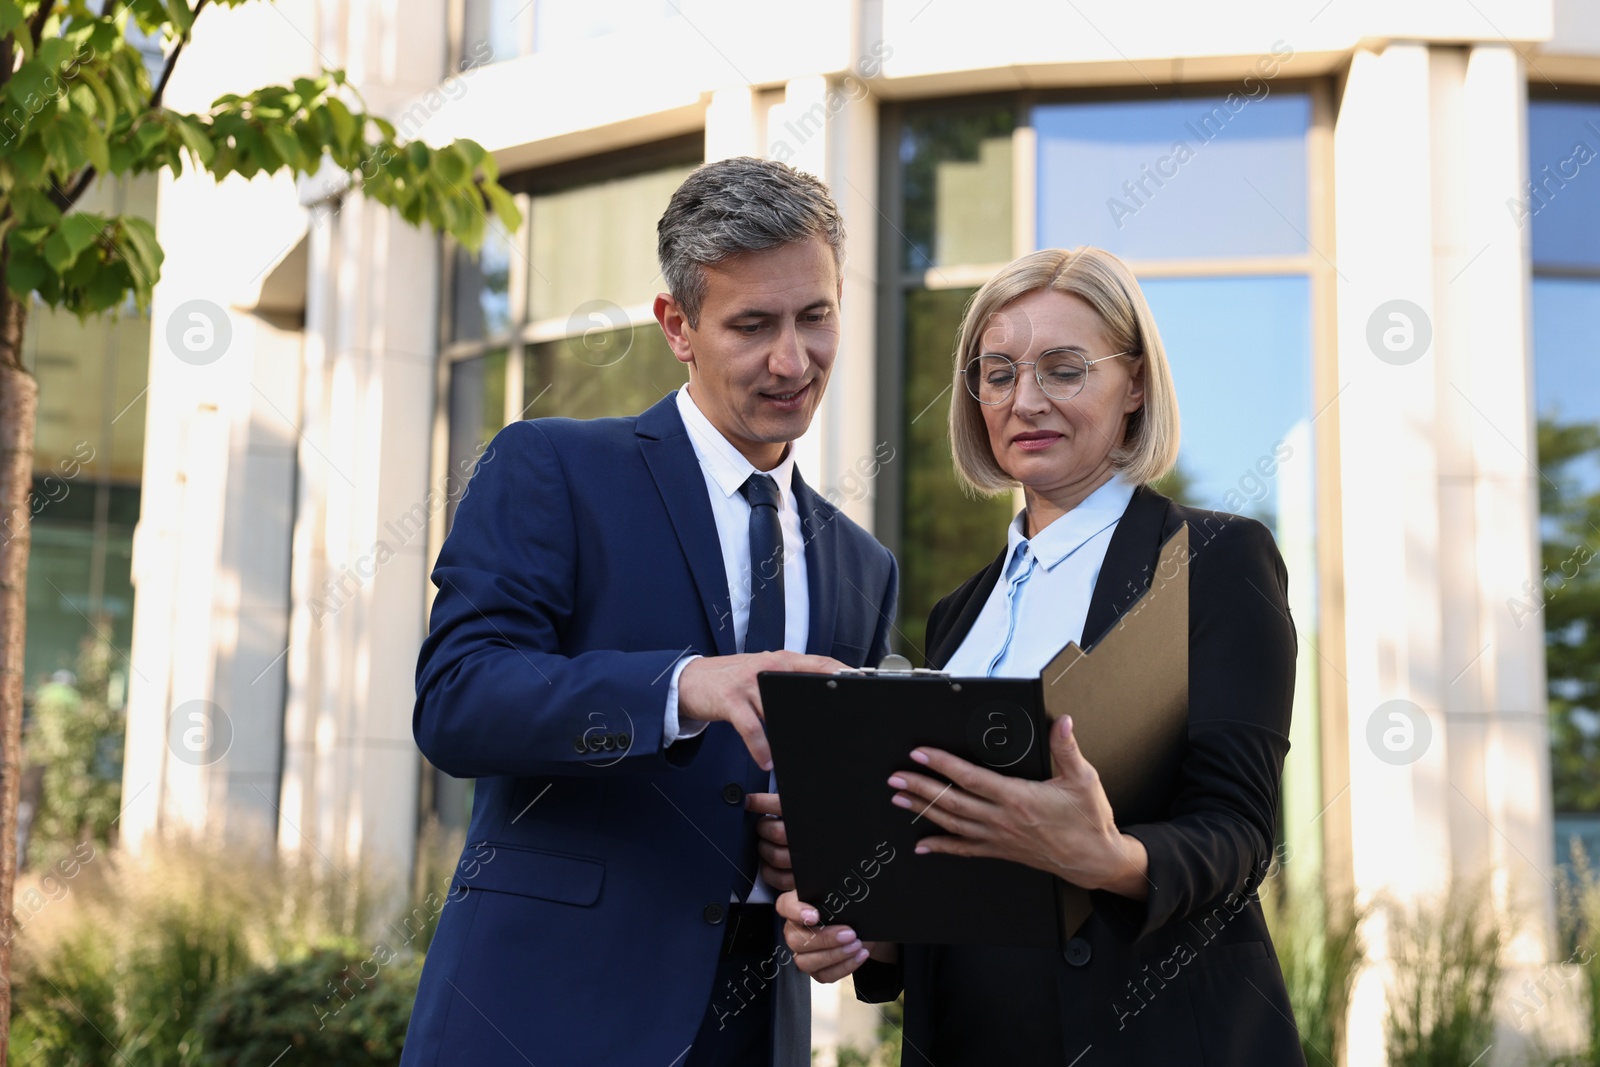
[802,909,818,924]
[914,845,930,855]
[910,750,930,764]
[887,775,907,789]
[891,795,913,809]
[854,948,870,962]
[844,940,863,954]
[836,928,857,944]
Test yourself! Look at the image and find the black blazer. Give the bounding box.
[854,485,1308,1067]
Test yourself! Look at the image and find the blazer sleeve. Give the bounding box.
[1092,515,1297,941]
[865,551,900,668]
[413,420,690,780]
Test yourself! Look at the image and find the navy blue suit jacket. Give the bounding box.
[401,393,897,1066]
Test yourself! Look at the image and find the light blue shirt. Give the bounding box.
[941,475,1138,678]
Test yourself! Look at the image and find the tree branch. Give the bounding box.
[56,0,209,212]
[26,0,56,50]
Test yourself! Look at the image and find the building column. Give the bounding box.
[120,1,318,854]
[1332,40,1551,1066]
[275,0,450,893]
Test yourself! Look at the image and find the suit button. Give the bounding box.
[616,733,630,750]
[572,735,587,754]
[704,903,726,925]
[600,735,616,751]
[722,783,745,805]
[1063,937,1092,967]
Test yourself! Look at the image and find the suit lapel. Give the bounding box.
[636,394,737,657]
[925,485,1174,668]
[792,470,839,656]
[927,549,1007,671]
[1080,484,1172,648]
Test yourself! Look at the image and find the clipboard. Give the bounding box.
[760,524,1190,948]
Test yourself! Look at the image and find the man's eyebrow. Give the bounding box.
[724,299,835,321]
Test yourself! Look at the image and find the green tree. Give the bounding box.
[0,1,520,1052]
[27,618,122,865]
[1536,415,1600,813]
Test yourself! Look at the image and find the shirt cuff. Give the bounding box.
[662,654,709,747]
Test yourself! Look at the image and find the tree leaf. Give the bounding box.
[118,215,163,281]
[57,211,104,259]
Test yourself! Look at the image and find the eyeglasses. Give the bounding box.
[962,349,1136,406]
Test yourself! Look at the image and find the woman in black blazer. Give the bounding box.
[777,246,1307,1066]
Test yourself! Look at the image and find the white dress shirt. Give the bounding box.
[662,385,811,904]
[941,474,1137,678]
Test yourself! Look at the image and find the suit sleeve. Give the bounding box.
[865,549,900,668]
[1092,516,1296,941]
[413,420,691,779]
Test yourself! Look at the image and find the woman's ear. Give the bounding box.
[1123,356,1146,414]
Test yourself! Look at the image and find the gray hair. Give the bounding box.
[657,157,845,327]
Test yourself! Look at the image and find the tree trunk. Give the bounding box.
[0,289,36,1060]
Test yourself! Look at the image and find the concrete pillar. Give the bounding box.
[275,0,450,891]
[121,0,317,854]
[1333,40,1552,1066]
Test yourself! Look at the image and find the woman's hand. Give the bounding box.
[776,890,899,983]
[888,715,1151,899]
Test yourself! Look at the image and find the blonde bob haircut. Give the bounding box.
[949,246,1181,496]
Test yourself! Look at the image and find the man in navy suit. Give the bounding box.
[402,157,898,1067]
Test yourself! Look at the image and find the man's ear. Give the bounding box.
[654,294,697,367]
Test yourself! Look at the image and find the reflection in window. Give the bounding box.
[524,323,685,422]
[1035,95,1310,260]
[1139,275,1313,526]
[460,0,679,64]
[900,108,1015,273]
[899,289,1014,660]
[527,163,697,323]
[1525,101,1600,270]
[1528,99,1600,819]
[450,223,513,342]
[460,0,528,67]
[535,0,677,52]
[446,350,507,528]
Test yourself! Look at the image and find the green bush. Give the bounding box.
[1383,884,1504,1067]
[194,943,422,1066]
[8,836,400,1065]
[1262,879,1366,1067]
[1547,839,1600,1066]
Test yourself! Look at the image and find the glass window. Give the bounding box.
[1528,98,1600,822]
[534,0,677,52]
[524,324,685,422]
[1035,94,1310,260]
[900,108,1015,273]
[899,288,1015,657]
[1139,275,1314,526]
[1526,101,1600,270]
[450,222,513,343]
[460,0,529,67]
[446,349,507,528]
[527,163,697,323]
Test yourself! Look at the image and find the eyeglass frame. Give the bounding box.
[961,347,1139,406]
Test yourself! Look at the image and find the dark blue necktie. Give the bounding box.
[739,473,786,654]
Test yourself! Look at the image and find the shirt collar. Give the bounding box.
[675,385,797,505]
[1004,474,1137,572]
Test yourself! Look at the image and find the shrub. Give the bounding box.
[1262,878,1365,1067]
[1383,883,1504,1067]
[194,943,423,1066]
[8,836,393,1065]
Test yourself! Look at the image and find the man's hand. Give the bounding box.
[677,651,847,769]
[776,890,897,983]
[746,792,793,891]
